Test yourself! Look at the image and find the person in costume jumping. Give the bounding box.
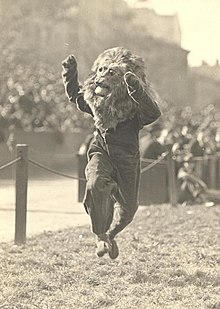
[62,47,161,259]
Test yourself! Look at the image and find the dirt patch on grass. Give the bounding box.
[0,204,220,309]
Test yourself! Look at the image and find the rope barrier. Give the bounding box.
[140,157,167,165]
[27,151,170,180]
[0,157,21,172]
[171,153,220,163]
[191,153,220,161]
[1,148,218,181]
[140,151,169,174]
[4,143,219,246]
[27,158,86,181]
[24,149,169,181]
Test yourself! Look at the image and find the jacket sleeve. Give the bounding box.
[124,72,161,127]
[62,55,93,115]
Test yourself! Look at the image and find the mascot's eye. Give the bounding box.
[109,69,116,76]
[98,66,107,73]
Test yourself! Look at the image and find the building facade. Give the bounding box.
[190,62,220,108]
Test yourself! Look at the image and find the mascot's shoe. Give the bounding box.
[95,234,111,258]
[96,240,110,257]
[108,239,119,259]
[95,234,119,259]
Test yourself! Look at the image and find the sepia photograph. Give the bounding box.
[0,0,220,308]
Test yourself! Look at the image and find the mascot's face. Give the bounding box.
[82,47,146,130]
[94,60,126,97]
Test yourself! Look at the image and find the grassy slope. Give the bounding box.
[0,204,220,309]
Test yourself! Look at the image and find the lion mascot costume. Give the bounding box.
[62,47,161,259]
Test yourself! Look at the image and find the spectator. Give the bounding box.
[190,131,205,157]
[6,124,16,153]
[140,123,165,159]
[0,129,5,143]
[177,155,214,206]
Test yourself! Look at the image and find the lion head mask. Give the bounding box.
[82,47,147,130]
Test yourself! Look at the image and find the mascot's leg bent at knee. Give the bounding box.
[62,47,161,259]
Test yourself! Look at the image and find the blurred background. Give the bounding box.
[0,0,220,178]
[1,0,220,241]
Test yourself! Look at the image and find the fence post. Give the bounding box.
[209,157,217,189]
[15,144,28,244]
[167,150,178,207]
[218,156,220,190]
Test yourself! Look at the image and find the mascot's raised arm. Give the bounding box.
[62,47,161,259]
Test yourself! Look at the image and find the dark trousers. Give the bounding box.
[83,140,140,239]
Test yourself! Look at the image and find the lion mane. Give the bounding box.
[82,47,147,130]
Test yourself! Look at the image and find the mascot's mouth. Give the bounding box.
[94,82,109,96]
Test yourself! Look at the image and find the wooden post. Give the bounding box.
[194,160,203,179]
[15,144,28,244]
[209,157,217,189]
[167,150,178,207]
[218,157,220,190]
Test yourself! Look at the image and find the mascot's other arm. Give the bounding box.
[125,72,161,126]
[62,55,92,115]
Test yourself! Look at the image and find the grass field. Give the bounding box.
[0,203,220,309]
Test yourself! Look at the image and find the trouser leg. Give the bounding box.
[108,202,138,239]
[108,155,140,239]
[83,152,117,237]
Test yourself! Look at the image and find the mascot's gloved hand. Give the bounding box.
[124,71,142,101]
[62,54,77,72]
[124,70,161,122]
[124,71,140,88]
[62,54,79,102]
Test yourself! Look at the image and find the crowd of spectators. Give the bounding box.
[141,105,220,205]
[1,50,220,204]
[141,104,220,160]
[0,50,93,142]
[1,50,220,160]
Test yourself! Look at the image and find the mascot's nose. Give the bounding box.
[95,77,105,86]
